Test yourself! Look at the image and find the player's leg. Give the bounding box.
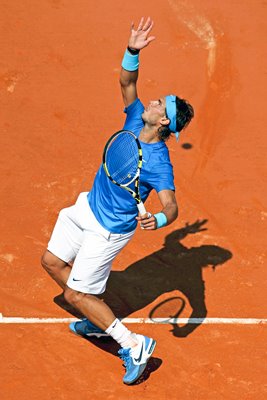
[64,287,116,331]
[65,228,135,332]
[41,250,71,290]
[41,199,85,290]
[65,229,156,384]
[65,286,156,384]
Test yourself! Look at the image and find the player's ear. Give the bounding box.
[159,117,170,127]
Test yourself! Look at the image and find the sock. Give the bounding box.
[105,318,138,349]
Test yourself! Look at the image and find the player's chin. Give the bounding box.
[141,111,147,122]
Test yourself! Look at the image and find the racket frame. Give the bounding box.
[103,130,147,216]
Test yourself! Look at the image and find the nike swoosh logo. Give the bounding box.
[72,278,82,281]
[134,342,144,363]
[111,320,118,329]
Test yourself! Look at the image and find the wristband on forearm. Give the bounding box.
[122,47,140,71]
[154,212,168,229]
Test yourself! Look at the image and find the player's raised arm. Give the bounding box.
[120,17,155,107]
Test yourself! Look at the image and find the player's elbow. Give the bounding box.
[166,203,178,225]
[172,204,179,223]
[174,205,179,221]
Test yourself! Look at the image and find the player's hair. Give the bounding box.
[158,96,194,142]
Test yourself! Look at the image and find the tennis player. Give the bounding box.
[41,17,194,385]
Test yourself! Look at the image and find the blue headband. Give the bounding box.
[165,94,180,141]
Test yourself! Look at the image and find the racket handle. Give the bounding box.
[137,201,151,217]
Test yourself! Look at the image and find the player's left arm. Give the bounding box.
[136,190,178,230]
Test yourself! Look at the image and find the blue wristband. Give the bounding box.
[154,212,168,229]
[122,49,139,71]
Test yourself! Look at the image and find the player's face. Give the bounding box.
[142,97,167,125]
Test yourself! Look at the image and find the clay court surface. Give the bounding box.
[0,0,266,399]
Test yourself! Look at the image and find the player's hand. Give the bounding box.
[128,17,155,51]
[136,213,157,230]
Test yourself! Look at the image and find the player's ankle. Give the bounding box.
[105,318,138,348]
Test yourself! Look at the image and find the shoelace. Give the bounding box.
[118,348,131,369]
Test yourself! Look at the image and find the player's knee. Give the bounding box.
[41,251,61,274]
[41,253,51,272]
[64,287,85,306]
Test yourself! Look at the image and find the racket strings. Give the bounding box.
[105,133,140,185]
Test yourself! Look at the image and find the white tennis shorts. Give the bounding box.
[47,192,135,294]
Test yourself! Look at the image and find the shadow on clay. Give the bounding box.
[54,219,232,381]
[54,219,232,337]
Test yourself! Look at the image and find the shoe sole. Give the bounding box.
[69,322,109,339]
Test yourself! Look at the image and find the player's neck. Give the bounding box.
[139,126,160,143]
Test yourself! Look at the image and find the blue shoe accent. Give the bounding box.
[69,319,108,338]
[118,335,156,384]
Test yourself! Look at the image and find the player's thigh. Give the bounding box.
[47,206,84,264]
[67,229,135,295]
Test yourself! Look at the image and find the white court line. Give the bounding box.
[0,314,266,325]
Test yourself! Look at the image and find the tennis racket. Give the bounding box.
[149,297,186,324]
[102,130,148,216]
